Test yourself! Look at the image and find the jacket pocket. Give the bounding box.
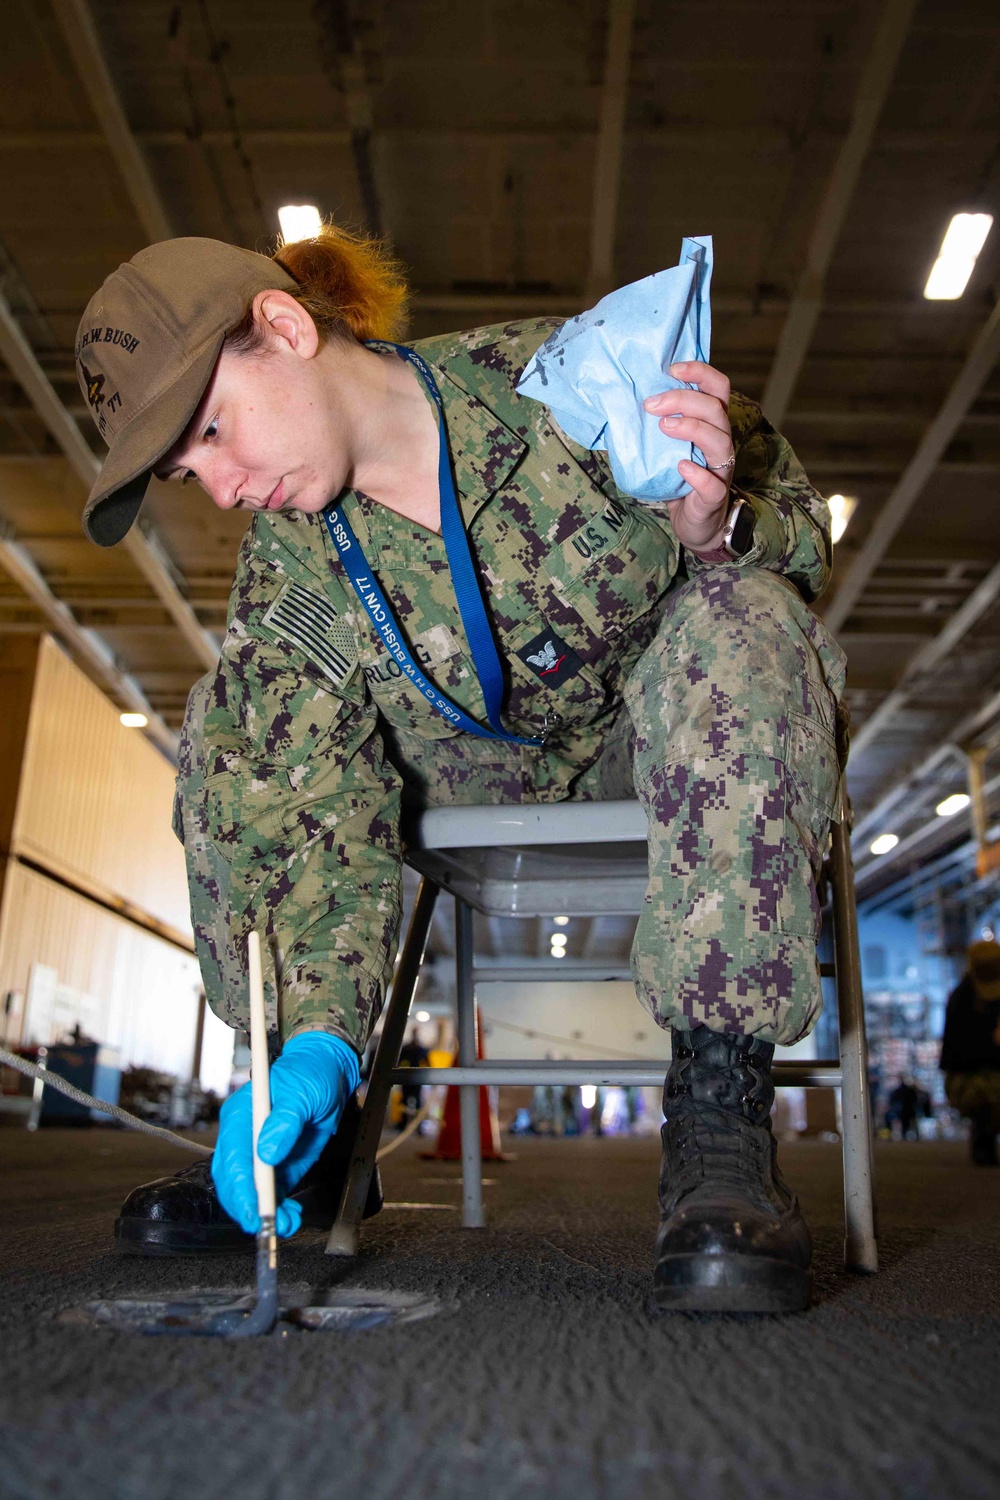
[204,759,293,862]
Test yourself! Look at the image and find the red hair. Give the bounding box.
[225,222,409,351]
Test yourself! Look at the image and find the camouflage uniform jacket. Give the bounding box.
[197,317,832,1051]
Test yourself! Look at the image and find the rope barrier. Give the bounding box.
[375,1104,431,1160]
[1,1047,432,1162]
[0,1047,213,1155]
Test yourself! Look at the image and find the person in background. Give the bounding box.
[396,1028,430,1130]
[885,1076,919,1140]
[940,939,1000,1166]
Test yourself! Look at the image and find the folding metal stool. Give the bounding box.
[327,798,878,1275]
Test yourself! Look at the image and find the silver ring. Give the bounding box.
[706,452,736,472]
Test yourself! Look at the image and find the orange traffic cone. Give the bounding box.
[424,1005,510,1162]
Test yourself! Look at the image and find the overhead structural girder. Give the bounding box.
[50,0,174,244]
[0,521,178,760]
[850,678,1000,856]
[586,0,637,304]
[311,0,385,237]
[0,290,219,673]
[825,293,1000,636]
[849,555,1000,759]
[1,126,996,153]
[761,0,917,427]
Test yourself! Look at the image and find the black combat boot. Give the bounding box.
[114,1093,383,1254]
[654,1025,812,1313]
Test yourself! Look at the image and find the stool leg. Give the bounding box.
[456,897,485,1229]
[325,878,439,1257]
[831,815,878,1274]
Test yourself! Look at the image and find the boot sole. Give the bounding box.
[114,1180,385,1256]
[654,1253,812,1314]
[115,1217,253,1256]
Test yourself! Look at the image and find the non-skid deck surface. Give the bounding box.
[1,1129,998,1500]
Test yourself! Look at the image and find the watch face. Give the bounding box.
[727,500,755,556]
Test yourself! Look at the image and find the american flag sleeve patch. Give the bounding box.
[262,581,359,689]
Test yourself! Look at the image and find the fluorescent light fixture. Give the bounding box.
[119,712,148,728]
[277,204,322,244]
[414,1009,431,1023]
[581,1085,597,1109]
[924,212,993,300]
[553,915,569,927]
[935,793,970,817]
[827,493,857,544]
[870,833,899,856]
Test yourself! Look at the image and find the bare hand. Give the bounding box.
[643,360,734,551]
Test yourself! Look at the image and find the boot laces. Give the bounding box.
[665,1101,774,1206]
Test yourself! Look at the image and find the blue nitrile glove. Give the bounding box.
[515,235,713,504]
[212,1031,361,1238]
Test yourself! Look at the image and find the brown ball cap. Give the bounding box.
[75,238,296,546]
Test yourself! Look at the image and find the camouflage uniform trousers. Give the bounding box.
[177,564,845,1051]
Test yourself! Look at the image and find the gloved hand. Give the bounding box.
[212,1031,361,1237]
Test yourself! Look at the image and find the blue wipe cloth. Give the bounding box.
[516,236,713,504]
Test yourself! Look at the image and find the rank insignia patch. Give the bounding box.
[517,628,583,687]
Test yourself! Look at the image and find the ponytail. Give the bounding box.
[224,222,409,353]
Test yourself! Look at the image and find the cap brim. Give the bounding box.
[82,337,224,547]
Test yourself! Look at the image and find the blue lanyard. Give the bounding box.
[323,344,542,747]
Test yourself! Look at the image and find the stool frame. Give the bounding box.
[327,802,877,1275]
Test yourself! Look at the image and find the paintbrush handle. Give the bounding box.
[247,931,277,1221]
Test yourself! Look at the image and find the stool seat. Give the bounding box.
[408,800,650,917]
[414,798,649,849]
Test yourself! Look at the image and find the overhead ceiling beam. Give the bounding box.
[824,295,1000,635]
[851,680,1000,848]
[586,0,637,303]
[22,293,981,329]
[311,1,385,237]
[760,0,917,427]
[849,556,1000,759]
[0,520,177,759]
[50,0,174,244]
[0,290,218,671]
[12,3,220,675]
[1,126,996,152]
[853,767,1000,893]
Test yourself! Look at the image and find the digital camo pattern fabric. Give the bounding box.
[175,317,837,1052]
[625,568,845,1044]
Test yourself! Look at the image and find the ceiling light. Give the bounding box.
[827,493,857,544]
[119,712,147,728]
[870,833,899,856]
[550,934,567,949]
[924,212,993,299]
[553,916,569,927]
[935,793,970,818]
[277,204,322,243]
[414,1009,430,1023]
